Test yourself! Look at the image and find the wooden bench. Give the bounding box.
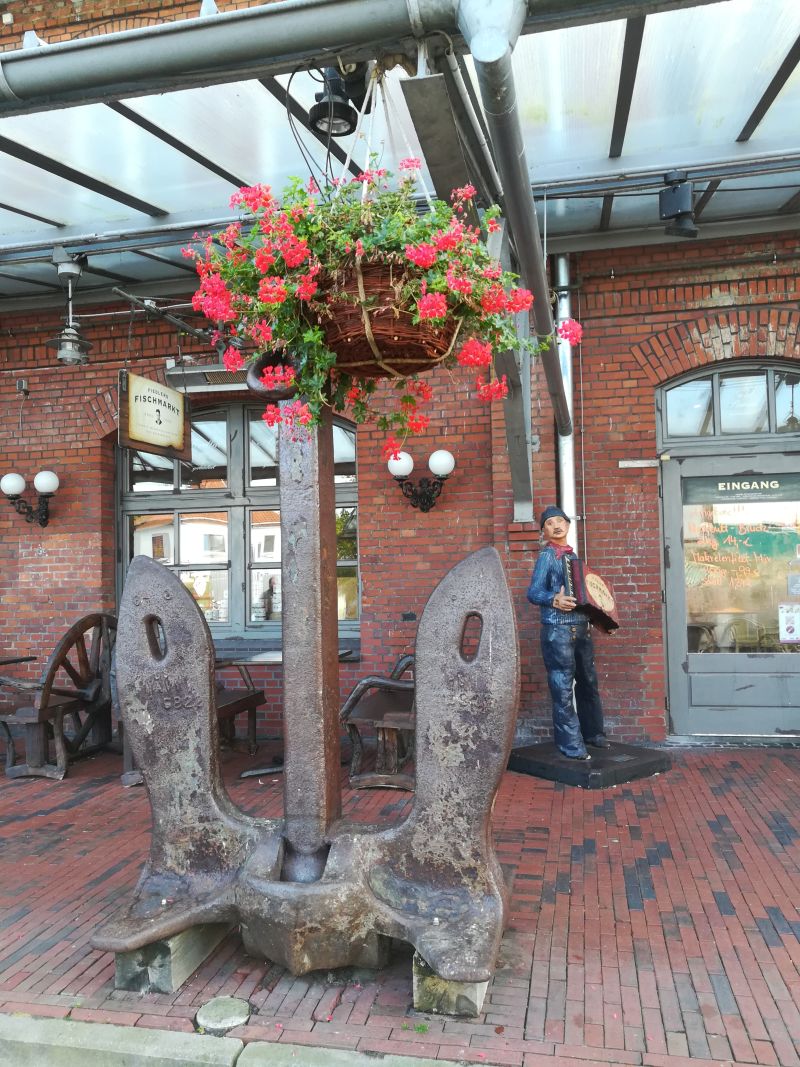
[0,613,117,780]
[340,654,415,790]
[214,661,265,755]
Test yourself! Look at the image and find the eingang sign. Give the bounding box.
[683,474,800,505]
[118,370,192,461]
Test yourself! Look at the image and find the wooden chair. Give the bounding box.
[340,654,415,790]
[214,661,265,755]
[0,614,117,780]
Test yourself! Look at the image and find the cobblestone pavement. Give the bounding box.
[2,746,800,1066]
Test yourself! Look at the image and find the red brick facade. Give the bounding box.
[1,3,799,745]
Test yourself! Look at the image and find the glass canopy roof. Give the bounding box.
[0,0,798,311]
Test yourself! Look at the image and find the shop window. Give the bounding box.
[660,364,800,448]
[120,405,359,642]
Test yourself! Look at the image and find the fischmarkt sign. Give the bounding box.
[118,370,192,462]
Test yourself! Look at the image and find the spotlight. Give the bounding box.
[659,171,698,239]
[46,249,92,365]
[309,68,359,138]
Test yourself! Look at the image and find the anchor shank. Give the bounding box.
[279,408,341,872]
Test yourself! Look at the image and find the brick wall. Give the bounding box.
[1,1,799,746]
[553,232,800,741]
[3,232,799,745]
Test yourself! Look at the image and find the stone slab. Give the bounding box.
[195,995,251,1033]
[115,922,232,993]
[0,1014,242,1067]
[508,741,671,788]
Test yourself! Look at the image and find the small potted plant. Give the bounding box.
[186,160,582,449]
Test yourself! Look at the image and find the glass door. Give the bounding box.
[663,455,800,735]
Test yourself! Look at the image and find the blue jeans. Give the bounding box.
[540,621,605,757]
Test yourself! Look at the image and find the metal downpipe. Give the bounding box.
[554,254,579,550]
[458,0,572,436]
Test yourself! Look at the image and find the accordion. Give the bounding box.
[562,556,620,633]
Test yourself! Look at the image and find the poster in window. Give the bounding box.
[779,604,800,644]
[118,370,192,461]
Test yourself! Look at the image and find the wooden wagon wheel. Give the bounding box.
[38,613,117,756]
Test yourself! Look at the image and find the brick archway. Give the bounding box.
[631,309,800,385]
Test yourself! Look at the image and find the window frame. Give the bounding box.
[118,403,359,646]
[656,361,800,455]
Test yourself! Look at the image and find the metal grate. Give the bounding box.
[204,370,247,385]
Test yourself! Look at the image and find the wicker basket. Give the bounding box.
[320,261,460,379]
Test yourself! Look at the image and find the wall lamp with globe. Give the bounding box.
[387,449,455,512]
[0,470,60,527]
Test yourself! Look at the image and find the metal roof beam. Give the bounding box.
[695,31,800,214]
[599,194,614,230]
[779,189,800,215]
[0,0,726,118]
[131,249,198,274]
[530,144,800,197]
[106,102,250,187]
[0,200,64,227]
[692,179,720,220]
[0,135,169,216]
[608,16,645,159]
[0,270,60,291]
[737,32,800,142]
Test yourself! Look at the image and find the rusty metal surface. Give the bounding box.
[279,409,341,881]
[93,434,519,987]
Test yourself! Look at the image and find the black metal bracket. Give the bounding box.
[395,475,448,513]
[8,493,52,527]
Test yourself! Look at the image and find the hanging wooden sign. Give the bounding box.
[118,370,192,461]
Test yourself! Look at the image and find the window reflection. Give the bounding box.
[130,450,174,492]
[336,507,359,620]
[333,423,357,483]
[337,565,359,620]
[180,414,228,489]
[683,481,800,653]
[249,510,281,622]
[776,372,800,433]
[666,380,713,437]
[180,571,229,623]
[248,413,278,486]
[251,569,282,622]
[178,513,228,564]
[719,372,768,434]
[131,514,174,563]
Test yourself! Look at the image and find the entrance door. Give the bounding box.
[663,455,800,735]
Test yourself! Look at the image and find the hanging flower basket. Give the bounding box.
[319,260,461,379]
[187,162,583,447]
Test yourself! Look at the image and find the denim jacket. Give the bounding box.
[526,544,585,626]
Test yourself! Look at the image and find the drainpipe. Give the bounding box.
[456,0,572,436]
[554,254,580,551]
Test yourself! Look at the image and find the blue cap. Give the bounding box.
[539,505,570,527]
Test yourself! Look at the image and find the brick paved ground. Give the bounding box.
[2,747,800,1066]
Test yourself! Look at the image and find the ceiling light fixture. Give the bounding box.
[309,64,370,138]
[659,171,698,240]
[47,248,92,365]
